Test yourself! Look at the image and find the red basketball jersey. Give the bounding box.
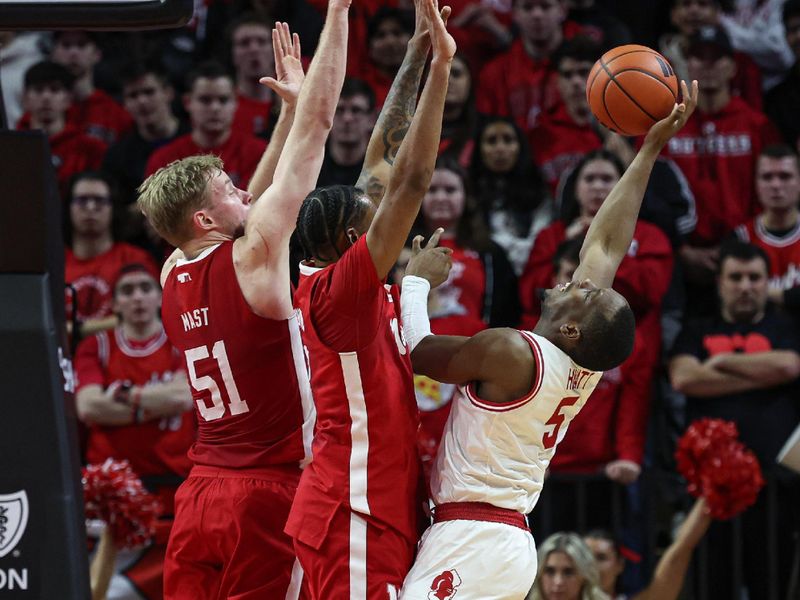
[735,217,800,289]
[286,237,421,549]
[161,241,314,470]
[74,326,194,478]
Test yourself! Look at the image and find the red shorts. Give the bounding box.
[293,504,415,600]
[164,465,307,600]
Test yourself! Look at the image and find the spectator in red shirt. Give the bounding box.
[659,0,763,110]
[229,12,277,138]
[145,62,267,188]
[21,61,106,198]
[51,31,133,144]
[472,114,549,274]
[662,26,780,300]
[74,262,194,599]
[477,0,567,133]
[735,144,800,304]
[529,36,635,194]
[350,7,415,107]
[65,171,158,339]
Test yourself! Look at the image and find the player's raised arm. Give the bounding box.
[241,0,350,251]
[573,80,698,288]
[365,0,455,279]
[247,23,305,198]
[355,0,430,205]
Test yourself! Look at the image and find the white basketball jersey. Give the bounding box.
[430,330,602,514]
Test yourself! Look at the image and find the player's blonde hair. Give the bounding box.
[137,155,224,246]
[527,532,610,600]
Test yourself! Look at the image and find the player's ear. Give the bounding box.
[193,209,214,231]
[345,226,360,246]
[559,322,581,340]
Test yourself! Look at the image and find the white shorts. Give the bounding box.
[399,520,537,600]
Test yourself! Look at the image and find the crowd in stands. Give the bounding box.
[4,0,800,597]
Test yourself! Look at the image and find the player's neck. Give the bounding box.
[697,88,730,114]
[72,234,113,259]
[192,127,231,149]
[121,319,162,341]
[238,76,272,102]
[762,207,799,231]
[72,76,94,102]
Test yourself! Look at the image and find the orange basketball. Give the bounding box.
[586,44,679,136]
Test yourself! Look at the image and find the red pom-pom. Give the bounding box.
[82,459,162,549]
[675,419,764,520]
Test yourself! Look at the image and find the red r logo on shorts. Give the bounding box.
[428,569,462,600]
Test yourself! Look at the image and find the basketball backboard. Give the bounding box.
[0,0,193,30]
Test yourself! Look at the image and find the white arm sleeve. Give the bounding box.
[401,275,433,353]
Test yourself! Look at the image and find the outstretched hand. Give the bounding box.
[423,0,456,61]
[405,228,453,288]
[260,22,305,107]
[643,80,699,151]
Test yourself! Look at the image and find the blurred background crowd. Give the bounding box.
[4,0,800,597]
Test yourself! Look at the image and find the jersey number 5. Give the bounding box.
[185,341,250,421]
[542,396,579,450]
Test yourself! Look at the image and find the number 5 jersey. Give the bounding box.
[432,331,602,514]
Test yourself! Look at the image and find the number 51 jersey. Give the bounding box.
[161,241,315,470]
[431,330,602,514]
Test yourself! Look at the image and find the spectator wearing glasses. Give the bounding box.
[65,171,158,339]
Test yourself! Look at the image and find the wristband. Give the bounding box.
[401,275,433,352]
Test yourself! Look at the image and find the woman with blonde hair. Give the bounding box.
[527,532,610,600]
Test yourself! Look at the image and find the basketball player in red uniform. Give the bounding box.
[74,263,194,599]
[396,82,699,599]
[287,1,455,597]
[136,6,350,598]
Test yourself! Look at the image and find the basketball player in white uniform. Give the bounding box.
[397,81,699,600]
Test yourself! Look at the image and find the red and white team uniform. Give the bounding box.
[735,217,800,290]
[400,332,601,599]
[287,237,422,600]
[160,241,314,600]
[74,326,194,600]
